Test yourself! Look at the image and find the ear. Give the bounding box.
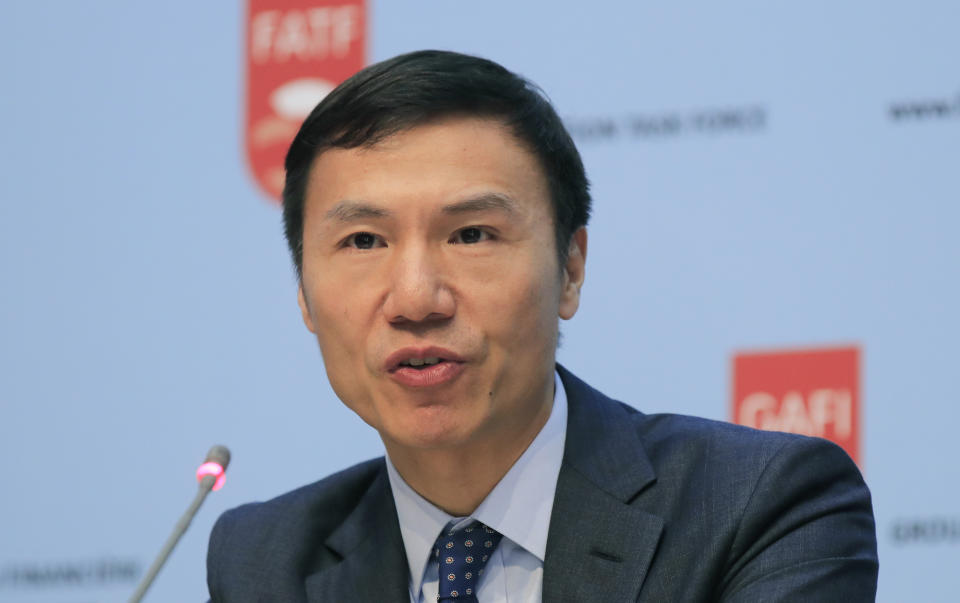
[297,285,318,334]
[559,227,587,320]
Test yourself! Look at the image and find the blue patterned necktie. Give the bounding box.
[433,521,503,602]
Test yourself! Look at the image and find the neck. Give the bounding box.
[385,380,554,517]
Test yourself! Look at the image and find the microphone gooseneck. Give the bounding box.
[128,445,232,603]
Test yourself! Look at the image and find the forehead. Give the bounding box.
[304,117,550,215]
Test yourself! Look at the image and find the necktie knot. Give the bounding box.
[433,521,502,602]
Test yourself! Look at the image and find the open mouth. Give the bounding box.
[397,357,446,370]
[386,349,465,387]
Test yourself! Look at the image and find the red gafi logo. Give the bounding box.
[245,0,366,201]
[732,346,861,466]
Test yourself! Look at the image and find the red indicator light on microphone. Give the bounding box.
[196,461,226,491]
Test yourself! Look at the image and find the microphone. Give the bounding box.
[128,445,231,603]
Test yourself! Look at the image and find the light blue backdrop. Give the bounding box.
[1,1,958,601]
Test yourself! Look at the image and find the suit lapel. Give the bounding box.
[543,367,664,602]
[303,368,662,601]
[305,464,408,603]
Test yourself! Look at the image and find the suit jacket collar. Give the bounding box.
[305,465,409,603]
[303,366,663,602]
[542,366,663,602]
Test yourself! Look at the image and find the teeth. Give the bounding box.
[403,357,441,367]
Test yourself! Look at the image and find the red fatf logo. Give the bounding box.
[245,0,366,201]
[732,346,861,466]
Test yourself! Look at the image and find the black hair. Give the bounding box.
[282,49,590,276]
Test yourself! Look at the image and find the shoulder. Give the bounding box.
[636,412,877,598]
[618,389,866,514]
[638,409,852,478]
[212,457,384,538]
[560,365,857,485]
[206,458,385,596]
[559,367,877,599]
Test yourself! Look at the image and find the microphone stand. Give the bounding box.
[128,442,229,603]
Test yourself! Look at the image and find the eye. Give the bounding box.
[343,232,385,250]
[451,227,492,245]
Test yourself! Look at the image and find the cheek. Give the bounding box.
[305,284,370,365]
[306,292,382,426]
[482,260,561,344]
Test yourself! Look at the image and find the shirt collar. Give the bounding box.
[385,370,568,597]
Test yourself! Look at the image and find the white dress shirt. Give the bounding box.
[385,371,568,603]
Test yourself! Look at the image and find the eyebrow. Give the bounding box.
[322,192,520,223]
[324,201,392,223]
[442,193,520,216]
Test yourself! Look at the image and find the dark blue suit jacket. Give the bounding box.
[207,367,878,601]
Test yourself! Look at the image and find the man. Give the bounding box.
[207,50,878,602]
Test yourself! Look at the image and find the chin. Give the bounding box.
[385,408,481,451]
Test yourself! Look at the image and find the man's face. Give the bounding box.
[297,117,585,454]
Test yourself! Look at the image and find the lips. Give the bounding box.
[384,346,466,388]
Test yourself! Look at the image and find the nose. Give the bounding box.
[382,244,455,325]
